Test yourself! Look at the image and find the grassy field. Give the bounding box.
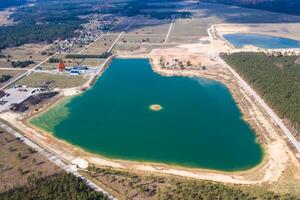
[0,127,60,193]
[16,72,88,89]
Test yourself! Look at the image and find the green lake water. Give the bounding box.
[31,59,263,171]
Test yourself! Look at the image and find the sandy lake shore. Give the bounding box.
[0,27,299,186]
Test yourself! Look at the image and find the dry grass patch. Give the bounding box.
[2,44,50,62]
[113,43,176,54]
[127,18,171,34]
[80,35,118,54]
[169,18,215,38]
[0,61,18,68]
[119,34,166,44]
[0,9,14,26]
[0,128,61,193]
[0,69,27,87]
[81,59,105,67]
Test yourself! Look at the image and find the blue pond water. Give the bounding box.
[223,33,300,49]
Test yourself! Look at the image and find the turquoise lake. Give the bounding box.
[31,59,263,171]
[224,33,300,49]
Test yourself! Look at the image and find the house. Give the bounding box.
[72,65,88,71]
[70,70,81,76]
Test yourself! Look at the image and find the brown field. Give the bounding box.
[81,58,106,67]
[0,60,15,68]
[16,72,89,89]
[118,34,166,44]
[42,54,105,69]
[0,69,27,87]
[0,9,14,26]
[0,127,60,192]
[170,19,210,37]
[80,35,119,54]
[110,17,133,34]
[167,36,202,44]
[127,18,171,34]
[0,44,51,69]
[112,43,176,55]
[2,44,50,62]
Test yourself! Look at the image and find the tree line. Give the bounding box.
[65,52,112,59]
[222,52,300,133]
[202,0,300,16]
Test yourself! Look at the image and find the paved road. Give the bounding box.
[1,52,59,90]
[0,121,116,200]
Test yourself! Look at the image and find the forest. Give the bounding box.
[202,0,300,16]
[0,0,101,50]
[0,173,109,200]
[222,52,300,133]
[121,0,191,19]
[0,0,192,50]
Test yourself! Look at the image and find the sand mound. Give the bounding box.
[149,104,163,111]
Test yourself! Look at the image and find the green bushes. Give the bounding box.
[11,60,34,68]
[65,52,112,59]
[0,75,12,83]
[222,52,300,132]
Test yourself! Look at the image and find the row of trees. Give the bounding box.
[222,52,300,133]
[65,52,112,59]
[0,173,109,200]
[11,60,34,68]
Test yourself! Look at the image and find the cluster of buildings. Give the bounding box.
[47,15,119,53]
[57,60,89,75]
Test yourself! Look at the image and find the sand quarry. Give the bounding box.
[0,23,300,193]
